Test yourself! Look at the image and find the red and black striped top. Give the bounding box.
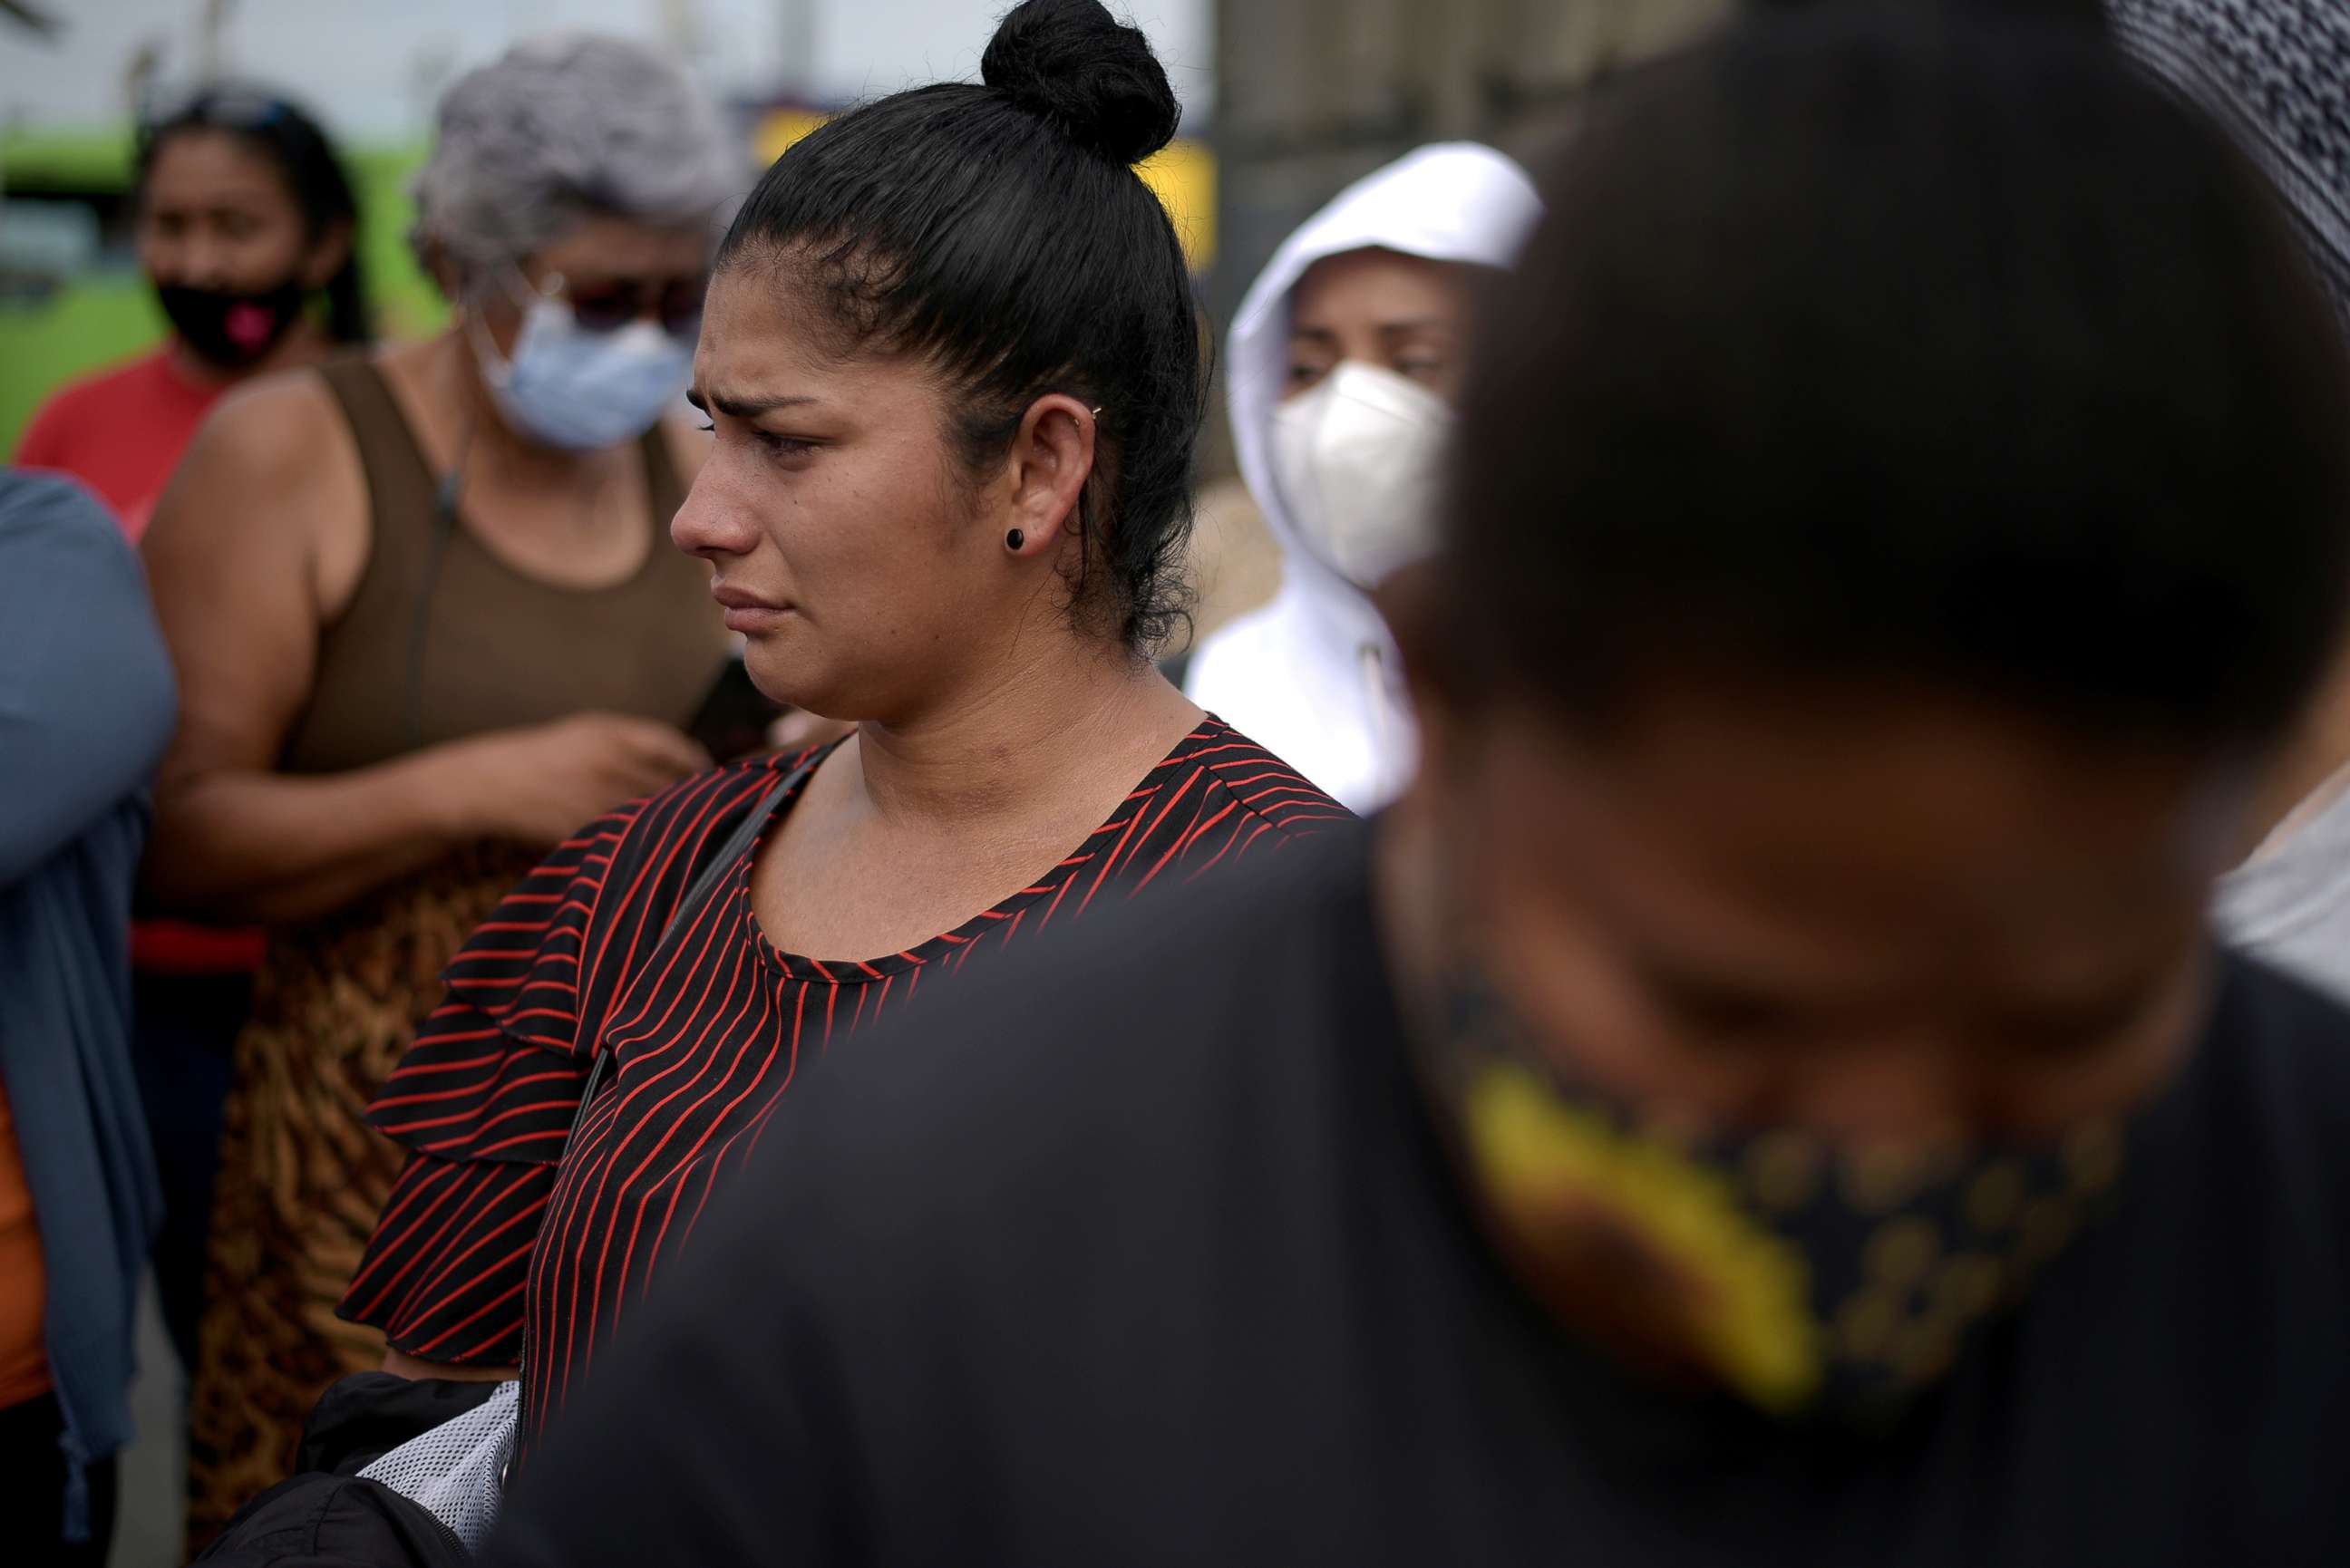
[339,718,1346,1452]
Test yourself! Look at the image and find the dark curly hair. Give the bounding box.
[716,0,1203,655]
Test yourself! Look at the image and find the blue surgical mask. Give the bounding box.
[467,276,694,452]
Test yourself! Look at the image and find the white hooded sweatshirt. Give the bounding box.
[1184,143,1542,812]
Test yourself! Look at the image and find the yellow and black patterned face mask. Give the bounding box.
[1436,978,2130,1427]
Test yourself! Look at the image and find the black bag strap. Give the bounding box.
[559,750,824,1146]
[516,753,827,1379]
[665,755,819,957]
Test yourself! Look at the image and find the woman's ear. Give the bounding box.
[1003,393,1098,557]
[303,217,354,290]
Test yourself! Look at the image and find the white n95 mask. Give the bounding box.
[1271,361,1453,588]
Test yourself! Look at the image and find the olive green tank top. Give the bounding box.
[283,355,727,775]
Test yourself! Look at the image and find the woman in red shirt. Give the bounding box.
[337,0,1348,1478]
[16,89,366,540]
[13,89,368,1397]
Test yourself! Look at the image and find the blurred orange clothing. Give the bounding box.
[0,1079,50,1409]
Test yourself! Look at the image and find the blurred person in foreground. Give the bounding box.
[138,35,733,1539]
[485,12,2350,1566]
[1183,144,1540,811]
[18,85,368,1404]
[316,0,1340,1527]
[2103,0,2350,998]
[0,473,177,1564]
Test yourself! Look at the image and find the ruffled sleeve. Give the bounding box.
[337,799,646,1364]
[339,756,803,1365]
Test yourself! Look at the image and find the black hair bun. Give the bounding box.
[981,0,1180,166]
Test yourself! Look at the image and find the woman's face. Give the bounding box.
[1411,674,2231,1142]
[139,130,328,295]
[674,267,1017,722]
[1285,247,1473,403]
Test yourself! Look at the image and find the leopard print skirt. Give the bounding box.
[185,843,541,1548]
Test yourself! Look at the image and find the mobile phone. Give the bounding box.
[687,655,787,762]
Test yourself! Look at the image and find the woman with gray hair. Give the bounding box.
[137,34,740,1540]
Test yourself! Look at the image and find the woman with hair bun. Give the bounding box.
[339,0,1343,1487]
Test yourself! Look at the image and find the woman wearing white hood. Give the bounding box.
[1185,143,1541,811]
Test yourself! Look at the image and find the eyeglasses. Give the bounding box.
[529,269,708,337]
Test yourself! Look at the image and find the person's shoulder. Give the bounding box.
[639,745,823,828]
[660,818,1391,1439]
[133,362,345,541]
[801,818,1379,1175]
[2201,951,2350,1184]
[1175,716,1357,845]
[450,753,817,1049]
[0,469,137,578]
[2221,948,2350,1069]
[191,362,348,477]
[606,745,833,883]
[0,468,115,537]
[0,471,174,763]
[143,363,360,566]
[23,350,171,426]
[16,358,126,467]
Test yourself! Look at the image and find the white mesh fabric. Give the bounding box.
[358,1379,520,1550]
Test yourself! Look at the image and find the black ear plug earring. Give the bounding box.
[1003,408,1097,556]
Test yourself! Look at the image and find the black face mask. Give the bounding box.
[156,276,306,370]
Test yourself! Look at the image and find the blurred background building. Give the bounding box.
[1,0,1737,457]
[1205,0,1730,339]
